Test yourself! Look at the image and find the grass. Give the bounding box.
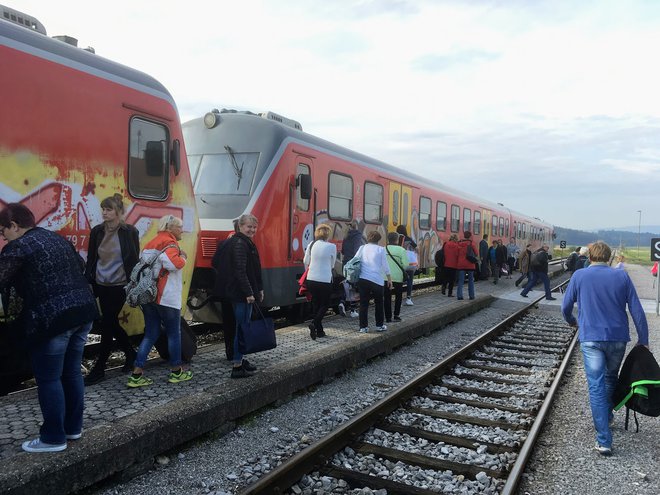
[618,247,654,266]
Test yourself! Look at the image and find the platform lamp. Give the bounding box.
[637,210,642,257]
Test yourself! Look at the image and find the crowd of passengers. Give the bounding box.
[0,198,620,453]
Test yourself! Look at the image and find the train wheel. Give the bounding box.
[285,302,308,324]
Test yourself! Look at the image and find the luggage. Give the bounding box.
[613,345,660,431]
[237,305,276,354]
[155,318,198,363]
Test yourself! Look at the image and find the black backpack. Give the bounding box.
[465,242,478,264]
[530,250,545,270]
[211,236,237,299]
[613,346,660,431]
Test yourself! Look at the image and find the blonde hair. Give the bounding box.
[314,224,332,241]
[579,246,589,256]
[236,214,258,226]
[157,215,183,232]
[449,234,459,242]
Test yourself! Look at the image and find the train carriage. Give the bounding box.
[184,110,553,322]
[0,12,199,393]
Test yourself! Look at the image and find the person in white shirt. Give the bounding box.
[357,231,392,333]
[303,224,337,339]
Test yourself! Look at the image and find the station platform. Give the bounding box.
[1,264,570,495]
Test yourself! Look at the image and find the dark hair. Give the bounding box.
[100,193,125,215]
[395,225,407,236]
[463,231,472,239]
[367,230,382,243]
[387,232,400,245]
[0,203,36,229]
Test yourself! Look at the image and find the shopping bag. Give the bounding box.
[298,268,312,301]
[237,305,276,354]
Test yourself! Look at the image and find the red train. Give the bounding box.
[0,10,198,392]
[183,110,554,322]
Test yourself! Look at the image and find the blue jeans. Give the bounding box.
[136,303,182,368]
[521,271,552,298]
[30,322,92,444]
[580,341,627,448]
[232,302,253,365]
[457,270,475,299]
[405,269,415,298]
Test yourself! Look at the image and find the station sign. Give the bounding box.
[559,240,566,249]
[652,238,660,261]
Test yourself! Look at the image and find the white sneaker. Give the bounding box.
[405,298,414,306]
[376,325,387,332]
[338,302,346,317]
[359,327,369,333]
[350,310,359,318]
[22,438,67,453]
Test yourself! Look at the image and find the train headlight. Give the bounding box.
[204,112,220,129]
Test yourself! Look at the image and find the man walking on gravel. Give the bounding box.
[561,241,649,456]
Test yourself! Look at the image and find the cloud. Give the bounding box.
[411,50,499,72]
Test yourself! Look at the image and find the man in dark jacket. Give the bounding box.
[565,246,580,272]
[339,221,365,316]
[478,234,489,280]
[520,244,555,300]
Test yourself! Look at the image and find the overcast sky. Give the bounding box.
[10,0,660,231]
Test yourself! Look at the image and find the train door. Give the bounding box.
[291,158,313,262]
[387,181,413,232]
[481,209,492,239]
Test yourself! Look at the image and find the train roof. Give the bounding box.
[0,16,176,106]
[190,110,553,228]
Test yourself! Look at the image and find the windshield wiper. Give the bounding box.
[224,145,243,191]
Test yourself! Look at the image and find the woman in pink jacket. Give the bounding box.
[456,231,478,300]
[128,215,192,387]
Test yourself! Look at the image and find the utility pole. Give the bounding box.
[637,210,642,257]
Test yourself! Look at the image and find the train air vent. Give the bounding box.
[258,111,303,131]
[201,237,218,258]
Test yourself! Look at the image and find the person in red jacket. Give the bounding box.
[456,231,478,300]
[442,234,459,297]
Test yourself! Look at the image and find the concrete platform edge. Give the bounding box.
[0,295,495,495]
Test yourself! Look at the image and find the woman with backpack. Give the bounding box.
[357,230,392,333]
[128,215,192,387]
[84,194,140,385]
[226,214,264,378]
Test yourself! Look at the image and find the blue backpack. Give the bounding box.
[343,246,363,284]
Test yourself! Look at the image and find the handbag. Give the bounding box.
[298,240,317,300]
[237,304,277,354]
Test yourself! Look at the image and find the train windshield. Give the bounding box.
[192,152,259,195]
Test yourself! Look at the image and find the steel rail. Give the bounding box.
[239,280,572,495]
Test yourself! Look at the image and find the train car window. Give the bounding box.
[491,215,498,236]
[499,217,505,237]
[463,208,471,233]
[451,204,460,232]
[392,190,400,224]
[474,211,481,235]
[296,163,310,211]
[419,196,431,229]
[328,172,353,220]
[402,191,410,227]
[128,118,169,200]
[436,201,447,231]
[364,182,383,223]
[194,152,259,195]
[505,218,510,237]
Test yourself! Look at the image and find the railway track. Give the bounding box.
[239,280,575,495]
